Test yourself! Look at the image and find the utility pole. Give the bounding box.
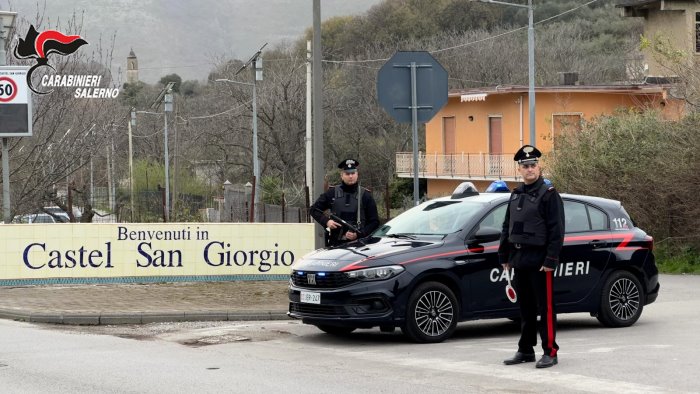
[252,57,260,222]
[527,0,536,146]
[90,128,94,207]
[107,125,114,212]
[221,44,267,222]
[312,0,325,248]
[172,105,179,221]
[306,40,313,196]
[129,110,136,222]
[0,11,17,223]
[163,89,173,222]
[474,0,536,146]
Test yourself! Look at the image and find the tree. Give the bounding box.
[641,33,700,108]
[548,110,700,252]
[159,73,183,93]
[5,13,125,221]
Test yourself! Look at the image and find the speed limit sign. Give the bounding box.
[0,66,32,137]
[0,76,18,103]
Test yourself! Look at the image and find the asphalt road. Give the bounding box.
[0,274,698,393]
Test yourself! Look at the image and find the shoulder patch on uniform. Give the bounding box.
[547,186,556,192]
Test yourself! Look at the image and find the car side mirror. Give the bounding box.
[472,227,501,244]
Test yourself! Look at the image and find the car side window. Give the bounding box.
[564,201,590,233]
[476,203,507,233]
[588,205,608,231]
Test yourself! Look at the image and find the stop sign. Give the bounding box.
[377,51,448,123]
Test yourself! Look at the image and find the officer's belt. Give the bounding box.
[512,243,538,250]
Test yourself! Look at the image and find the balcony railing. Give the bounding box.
[395,152,523,181]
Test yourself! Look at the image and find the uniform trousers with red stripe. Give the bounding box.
[513,267,559,357]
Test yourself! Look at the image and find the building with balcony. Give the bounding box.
[619,0,700,80]
[396,82,682,197]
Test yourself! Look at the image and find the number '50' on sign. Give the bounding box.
[0,76,17,102]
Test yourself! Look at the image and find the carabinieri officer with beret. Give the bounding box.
[310,159,380,247]
[499,145,565,369]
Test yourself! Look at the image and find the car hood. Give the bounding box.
[292,236,446,272]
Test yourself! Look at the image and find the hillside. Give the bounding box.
[6,0,382,83]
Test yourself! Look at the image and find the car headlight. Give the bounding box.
[346,265,404,281]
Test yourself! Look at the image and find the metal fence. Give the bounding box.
[219,185,307,223]
[39,182,411,225]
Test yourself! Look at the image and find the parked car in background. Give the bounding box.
[13,213,66,224]
[41,207,71,223]
[288,190,659,343]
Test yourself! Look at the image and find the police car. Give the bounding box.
[288,185,659,343]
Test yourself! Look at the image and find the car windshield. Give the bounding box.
[374,200,485,237]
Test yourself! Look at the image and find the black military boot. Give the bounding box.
[503,352,536,365]
[535,355,558,368]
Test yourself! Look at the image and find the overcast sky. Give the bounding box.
[5,0,382,83]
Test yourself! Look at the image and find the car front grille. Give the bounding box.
[291,271,357,289]
[289,302,348,316]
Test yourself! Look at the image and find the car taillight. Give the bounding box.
[644,235,654,251]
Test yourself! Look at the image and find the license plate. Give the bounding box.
[300,291,321,304]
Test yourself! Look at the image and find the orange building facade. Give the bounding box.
[395,85,683,198]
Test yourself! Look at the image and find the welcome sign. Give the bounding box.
[0,223,315,285]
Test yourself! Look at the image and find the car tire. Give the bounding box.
[597,270,645,327]
[316,325,356,336]
[402,281,459,343]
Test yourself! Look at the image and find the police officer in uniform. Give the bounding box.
[499,145,565,369]
[310,159,380,246]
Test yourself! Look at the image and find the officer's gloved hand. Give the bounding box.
[326,219,341,230]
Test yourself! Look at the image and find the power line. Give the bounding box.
[136,62,217,71]
[323,0,601,64]
[176,100,252,122]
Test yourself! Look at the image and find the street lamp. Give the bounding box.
[474,0,536,147]
[216,69,262,222]
[163,89,173,222]
[0,10,17,223]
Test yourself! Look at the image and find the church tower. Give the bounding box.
[126,49,139,84]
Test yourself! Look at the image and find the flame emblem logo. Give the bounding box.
[13,25,88,95]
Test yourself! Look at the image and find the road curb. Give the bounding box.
[0,308,290,325]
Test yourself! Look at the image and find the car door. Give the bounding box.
[461,203,517,314]
[555,199,612,305]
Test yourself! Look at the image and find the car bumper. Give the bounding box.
[288,275,412,328]
[646,281,660,305]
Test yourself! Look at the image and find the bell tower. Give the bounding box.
[126,48,139,84]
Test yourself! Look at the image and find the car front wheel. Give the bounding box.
[402,281,458,343]
[597,270,644,327]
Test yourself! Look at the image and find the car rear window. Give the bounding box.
[613,206,635,230]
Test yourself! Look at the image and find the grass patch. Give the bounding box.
[654,244,700,274]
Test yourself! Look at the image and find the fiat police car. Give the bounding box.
[288,185,659,343]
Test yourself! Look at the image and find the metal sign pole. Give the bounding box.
[377,51,448,208]
[410,62,419,207]
[1,137,9,223]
